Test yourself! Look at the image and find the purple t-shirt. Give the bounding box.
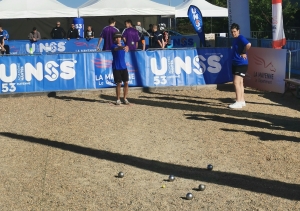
[122,27,140,51]
[100,26,119,51]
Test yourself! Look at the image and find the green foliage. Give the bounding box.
[176,0,299,35]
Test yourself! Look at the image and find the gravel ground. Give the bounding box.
[0,85,299,211]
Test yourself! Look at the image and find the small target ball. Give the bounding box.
[186,192,193,200]
[168,175,175,182]
[207,164,213,171]
[199,184,206,191]
[118,171,124,178]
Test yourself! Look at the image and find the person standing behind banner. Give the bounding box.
[136,29,146,51]
[97,17,119,51]
[0,25,10,54]
[122,19,140,51]
[50,21,66,39]
[151,24,163,48]
[85,25,94,40]
[28,27,41,42]
[229,23,251,109]
[67,23,80,40]
[111,32,130,105]
[0,35,6,53]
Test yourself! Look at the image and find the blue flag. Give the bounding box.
[187,5,206,47]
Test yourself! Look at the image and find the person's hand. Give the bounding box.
[67,38,70,41]
[240,53,247,59]
[124,46,129,52]
[97,47,101,51]
[33,38,36,41]
[77,37,79,40]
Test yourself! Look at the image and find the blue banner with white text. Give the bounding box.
[188,5,206,47]
[0,48,232,94]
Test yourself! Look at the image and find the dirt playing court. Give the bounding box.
[0,85,299,210]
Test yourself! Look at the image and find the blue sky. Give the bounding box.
[58,0,184,8]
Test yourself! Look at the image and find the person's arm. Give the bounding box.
[157,35,164,48]
[36,32,41,40]
[97,37,103,50]
[114,44,129,52]
[142,27,150,36]
[76,29,80,39]
[3,30,9,40]
[91,31,95,38]
[50,28,54,38]
[62,28,66,38]
[67,29,70,40]
[142,40,145,51]
[28,33,33,41]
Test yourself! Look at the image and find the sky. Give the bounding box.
[58,0,184,8]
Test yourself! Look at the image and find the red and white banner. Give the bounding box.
[272,0,286,49]
[245,47,287,93]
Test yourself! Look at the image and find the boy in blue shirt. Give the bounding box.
[229,23,251,109]
[111,32,129,105]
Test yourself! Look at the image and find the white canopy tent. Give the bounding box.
[78,0,175,17]
[175,0,228,18]
[0,0,78,19]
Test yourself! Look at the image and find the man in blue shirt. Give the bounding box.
[229,23,251,109]
[111,32,130,105]
[0,25,10,54]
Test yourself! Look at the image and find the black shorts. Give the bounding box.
[113,69,129,84]
[232,65,248,77]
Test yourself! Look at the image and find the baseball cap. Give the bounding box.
[113,32,122,38]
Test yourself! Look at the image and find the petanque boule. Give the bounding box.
[207,164,213,171]
[118,171,124,178]
[199,184,206,191]
[186,192,193,200]
[168,175,175,182]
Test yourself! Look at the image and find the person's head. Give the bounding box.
[125,19,132,28]
[230,23,240,38]
[32,27,37,33]
[108,17,116,25]
[56,21,61,27]
[137,21,141,26]
[87,25,92,31]
[113,32,122,43]
[148,24,153,30]
[152,24,158,32]
[71,23,75,29]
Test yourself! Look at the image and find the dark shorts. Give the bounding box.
[113,69,129,84]
[232,65,248,77]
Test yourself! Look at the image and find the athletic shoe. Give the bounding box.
[241,101,246,107]
[116,100,121,105]
[228,102,242,109]
[124,99,130,105]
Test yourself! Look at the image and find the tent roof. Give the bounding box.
[175,0,228,18]
[0,0,78,19]
[78,0,175,17]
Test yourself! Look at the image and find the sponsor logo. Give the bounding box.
[0,60,76,83]
[26,42,66,53]
[253,55,276,72]
[150,53,223,76]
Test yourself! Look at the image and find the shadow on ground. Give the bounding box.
[1,132,299,201]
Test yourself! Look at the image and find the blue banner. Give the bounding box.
[0,48,232,94]
[188,5,206,47]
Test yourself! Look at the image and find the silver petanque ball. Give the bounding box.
[118,171,124,178]
[199,184,206,191]
[168,175,175,182]
[186,192,193,200]
[207,164,213,171]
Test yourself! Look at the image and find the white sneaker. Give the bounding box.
[241,101,246,107]
[229,102,243,109]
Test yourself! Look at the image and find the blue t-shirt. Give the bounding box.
[111,43,127,70]
[231,35,250,66]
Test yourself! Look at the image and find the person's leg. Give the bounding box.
[233,75,243,102]
[240,77,245,102]
[123,81,128,100]
[116,82,121,100]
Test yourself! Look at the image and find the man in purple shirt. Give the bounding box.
[97,17,119,51]
[122,19,140,51]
